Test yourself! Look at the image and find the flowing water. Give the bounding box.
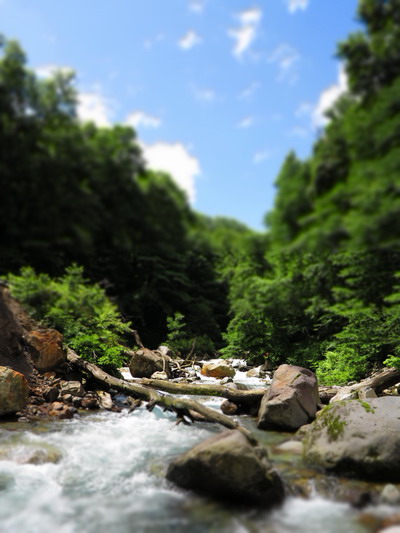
[0,365,398,533]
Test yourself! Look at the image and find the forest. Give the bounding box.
[1,0,400,386]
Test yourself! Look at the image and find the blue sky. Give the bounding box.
[1,0,361,229]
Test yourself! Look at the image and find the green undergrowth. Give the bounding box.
[7,265,131,369]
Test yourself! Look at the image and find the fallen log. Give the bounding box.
[329,366,400,402]
[66,349,256,441]
[353,367,400,394]
[136,378,266,405]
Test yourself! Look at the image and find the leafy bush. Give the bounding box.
[316,345,369,385]
[7,265,131,368]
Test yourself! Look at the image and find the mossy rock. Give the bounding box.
[302,397,400,482]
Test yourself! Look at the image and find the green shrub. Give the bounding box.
[316,345,369,385]
[7,265,131,368]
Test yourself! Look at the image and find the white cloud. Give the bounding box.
[238,82,261,100]
[178,30,202,50]
[312,65,348,128]
[253,150,270,164]
[237,116,255,128]
[286,0,310,14]
[268,44,300,83]
[125,111,162,129]
[77,91,113,127]
[229,7,263,59]
[35,63,74,79]
[189,0,205,13]
[141,142,201,203]
[238,7,263,25]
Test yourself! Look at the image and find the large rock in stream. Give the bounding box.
[302,397,400,482]
[0,366,30,416]
[257,364,319,431]
[166,429,284,507]
[129,348,171,379]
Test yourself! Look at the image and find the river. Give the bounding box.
[0,364,397,532]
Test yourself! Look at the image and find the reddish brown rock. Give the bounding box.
[220,400,239,416]
[0,366,30,416]
[27,329,67,371]
[201,361,235,379]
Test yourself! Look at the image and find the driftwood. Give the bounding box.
[136,378,266,406]
[327,366,400,403]
[66,349,256,442]
[353,367,400,394]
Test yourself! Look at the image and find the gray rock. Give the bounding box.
[303,397,400,481]
[129,348,171,379]
[330,388,359,402]
[358,387,377,400]
[43,386,59,403]
[275,440,304,455]
[96,390,113,410]
[380,484,400,504]
[246,366,265,378]
[257,364,319,431]
[220,376,233,385]
[157,345,175,358]
[166,429,284,507]
[60,380,85,396]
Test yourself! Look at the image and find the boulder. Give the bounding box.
[200,361,235,379]
[60,380,85,396]
[27,329,67,371]
[302,397,400,481]
[129,348,171,379]
[0,366,29,416]
[166,429,284,507]
[257,364,319,431]
[246,366,266,378]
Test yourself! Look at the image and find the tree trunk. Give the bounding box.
[136,378,265,406]
[66,349,256,442]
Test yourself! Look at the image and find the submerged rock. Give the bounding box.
[0,366,29,416]
[303,397,400,481]
[257,364,319,431]
[166,429,284,507]
[200,361,235,379]
[129,348,171,379]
